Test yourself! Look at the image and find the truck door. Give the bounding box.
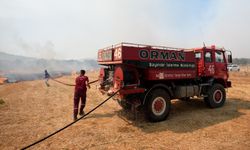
[214,50,227,79]
[204,50,215,76]
[195,52,203,76]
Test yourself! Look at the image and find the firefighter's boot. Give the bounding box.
[79,111,85,116]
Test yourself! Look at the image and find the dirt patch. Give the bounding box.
[0,71,249,149]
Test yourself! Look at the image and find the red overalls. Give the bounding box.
[74,75,89,118]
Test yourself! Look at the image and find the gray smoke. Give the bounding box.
[15,36,56,59]
[0,52,98,82]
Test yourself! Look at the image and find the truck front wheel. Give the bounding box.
[204,84,226,108]
[145,89,171,122]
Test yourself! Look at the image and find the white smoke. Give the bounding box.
[0,0,250,59]
[202,0,250,58]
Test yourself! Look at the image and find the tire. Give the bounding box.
[145,89,171,122]
[204,84,226,108]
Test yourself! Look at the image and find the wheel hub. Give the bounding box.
[152,97,166,116]
[213,90,223,103]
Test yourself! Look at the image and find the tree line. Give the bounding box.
[233,58,250,65]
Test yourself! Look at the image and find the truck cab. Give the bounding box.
[195,45,232,88]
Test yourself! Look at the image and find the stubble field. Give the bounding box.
[0,69,250,149]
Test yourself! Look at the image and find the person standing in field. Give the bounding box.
[73,70,90,121]
[44,70,50,87]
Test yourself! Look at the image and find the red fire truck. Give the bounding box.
[98,43,232,122]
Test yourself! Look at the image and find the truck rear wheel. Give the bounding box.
[145,89,171,122]
[204,84,226,108]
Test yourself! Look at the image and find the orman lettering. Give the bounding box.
[139,49,185,61]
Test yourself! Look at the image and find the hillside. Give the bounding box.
[0,52,98,82]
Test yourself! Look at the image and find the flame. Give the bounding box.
[0,77,8,84]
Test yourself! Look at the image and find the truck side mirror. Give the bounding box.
[228,55,232,63]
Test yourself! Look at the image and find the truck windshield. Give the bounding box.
[195,52,201,59]
[205,52,212,62]
[215,51,224,63]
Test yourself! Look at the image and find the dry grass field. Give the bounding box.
[0,69,250,150]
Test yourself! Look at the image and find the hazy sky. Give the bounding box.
[0,0,250,59]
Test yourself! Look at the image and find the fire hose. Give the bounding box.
[44,70,99,86]
[21,89,121,150]
[50,78,99,86]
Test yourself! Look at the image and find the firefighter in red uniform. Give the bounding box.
[73,70,90,121]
